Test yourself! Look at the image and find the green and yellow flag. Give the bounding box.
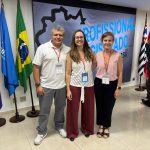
[16,0,32,93]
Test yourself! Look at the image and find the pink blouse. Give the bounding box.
[96,50,120,81]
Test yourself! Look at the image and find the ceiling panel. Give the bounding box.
[84,0,150,11]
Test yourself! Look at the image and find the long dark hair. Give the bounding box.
[70,29,94,63]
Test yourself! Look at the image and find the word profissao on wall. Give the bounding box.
[82,16,135,55]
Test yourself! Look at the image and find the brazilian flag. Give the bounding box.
[16,0,32,93]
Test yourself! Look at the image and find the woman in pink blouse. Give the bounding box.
[94,32,123,138]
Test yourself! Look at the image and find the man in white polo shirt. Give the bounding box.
[33,25,70,145]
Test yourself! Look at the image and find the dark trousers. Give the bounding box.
[66,85,94,138]
[94,78,117,128]
[146,78,150,100]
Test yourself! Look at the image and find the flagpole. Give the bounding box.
[26,77,39,117]
[0,118,6,127]
[135,76,145,91]
[1,0,3,6]
[9,93,25,123]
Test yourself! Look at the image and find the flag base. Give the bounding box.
[26,110,40,117]
[135,85,145,91]
[142,85,147,90]
[0,118,6,127]
[9,115,25,123]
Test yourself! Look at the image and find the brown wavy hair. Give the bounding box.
[101,31,115,42]
[69,29,94,63]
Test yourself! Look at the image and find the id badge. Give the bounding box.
[82,72,88,83]
[102,73,110,84]
[56,63,63,74]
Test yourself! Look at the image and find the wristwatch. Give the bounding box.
[35,83,41,88]
[117,86,121,90]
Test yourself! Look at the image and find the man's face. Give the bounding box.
[51,29,64,47]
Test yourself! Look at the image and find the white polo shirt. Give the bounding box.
[33,41,70,89]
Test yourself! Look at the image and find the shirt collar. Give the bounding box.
[49,40,63,50]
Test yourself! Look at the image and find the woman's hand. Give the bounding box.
[114,89,119,98]
[67,90,72,100]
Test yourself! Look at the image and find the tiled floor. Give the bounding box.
[0,86,150,150]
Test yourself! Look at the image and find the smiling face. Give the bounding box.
[102,35,114,50]
[75,31,85,48]
[51,29,64,48]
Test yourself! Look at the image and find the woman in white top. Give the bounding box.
[65,29,96,141]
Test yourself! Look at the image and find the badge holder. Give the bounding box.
[102,73,110,85]
[56,63,63,74]
[82,72,88,83]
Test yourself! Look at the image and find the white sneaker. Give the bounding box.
[58,129,67,138]
[34,133,47,145]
